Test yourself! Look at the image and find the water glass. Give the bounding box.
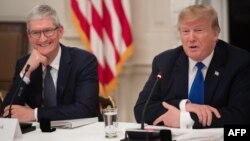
[103,108,118,138]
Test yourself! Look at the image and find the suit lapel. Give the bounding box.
[204,45,225,104]
[30,64,43,106]
[172,52,189,99]
[57,46,71,99]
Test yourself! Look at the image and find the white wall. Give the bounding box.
[0,0,228,122]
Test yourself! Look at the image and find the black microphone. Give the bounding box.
[121,72,171,141]
[141,73,162,130]
[7,64,30,118]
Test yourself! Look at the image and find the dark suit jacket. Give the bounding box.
[3,44,100,121]
[134,40,250,128]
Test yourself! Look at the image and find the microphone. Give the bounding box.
[141,73,162,130]
[7,64,30,118]
[121,72,171,141]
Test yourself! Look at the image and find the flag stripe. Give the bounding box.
[103,1,120,63]
[71,0,90,41]
[113,0,132,47]
[71,0,91,50]
[91,2,103,41]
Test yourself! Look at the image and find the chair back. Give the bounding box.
[99,95,116,112]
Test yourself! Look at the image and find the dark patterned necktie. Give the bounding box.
[189,62,205,104]
[43,65,57,107]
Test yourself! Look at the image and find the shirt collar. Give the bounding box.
[50,46,61,71]
[189,50,214,70]
[42,46,61,71]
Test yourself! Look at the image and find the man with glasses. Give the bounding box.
[3,4,99,122]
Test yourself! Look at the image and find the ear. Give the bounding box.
[213,30,220,42]
[58,26,64,38]
[27,31,32,41]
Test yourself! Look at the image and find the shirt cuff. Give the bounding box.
[20,72,30,84]
[179,99,189,111]
[34,108,38,121]
[180,111,194,129]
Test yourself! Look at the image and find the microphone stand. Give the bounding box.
[121,73,171,141]
[141,74,161,130]
[7,64,30,118]
[5,64,36,134]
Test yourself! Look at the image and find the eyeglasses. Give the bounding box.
[28,26,59,39]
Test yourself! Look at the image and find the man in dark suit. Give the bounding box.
[3,4,99,122]
[134,4,250,128]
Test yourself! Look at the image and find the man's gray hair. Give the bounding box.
[26,4,61,30]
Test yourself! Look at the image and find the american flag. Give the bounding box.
[71,0,133,96]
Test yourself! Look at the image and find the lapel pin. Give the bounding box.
[214,70,219,76]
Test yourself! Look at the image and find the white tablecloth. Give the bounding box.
[15,122,223,141]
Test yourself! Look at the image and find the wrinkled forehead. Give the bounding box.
[178,14,214,31]
[27,17,55,29]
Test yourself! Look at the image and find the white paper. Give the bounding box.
[0,118,22,141]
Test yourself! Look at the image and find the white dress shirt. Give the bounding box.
[179,50,214,128]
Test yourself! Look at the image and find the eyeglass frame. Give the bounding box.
[28,26,59,39]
